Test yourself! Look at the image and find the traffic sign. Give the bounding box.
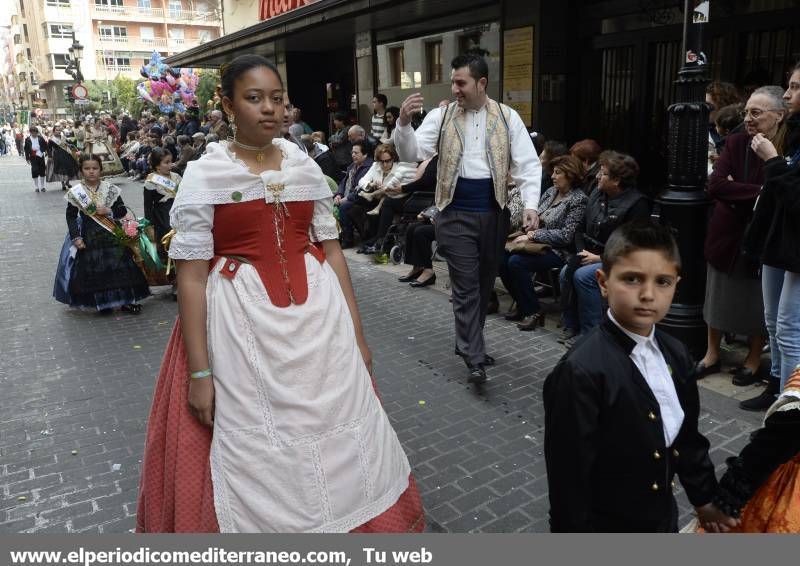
[71,84,88,101]
[75,99,91,106]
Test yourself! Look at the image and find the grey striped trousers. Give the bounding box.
[435,206,510,366]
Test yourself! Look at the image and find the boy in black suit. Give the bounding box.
[24,126,48,193]
[544,221,737,532]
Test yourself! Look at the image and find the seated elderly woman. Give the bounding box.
[499,155,588,331]
[559,151,651,345]
[353,143,417,253]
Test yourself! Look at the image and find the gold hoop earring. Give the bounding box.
[228,114,237,142]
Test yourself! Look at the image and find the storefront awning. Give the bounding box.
[166,0,498,67]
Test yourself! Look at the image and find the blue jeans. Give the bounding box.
[498,250,564,315]
[338,199,355,238]
[762,265,800,391]
[560,262,604,335]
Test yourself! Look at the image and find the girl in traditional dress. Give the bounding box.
[24,126,47,193]
[705,366,800,532]
[136,55,424,533]
[144,148,181,262]
[64,154,150,313]
[47,123,79,191]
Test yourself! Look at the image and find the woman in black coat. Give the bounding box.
[740,62,800,409]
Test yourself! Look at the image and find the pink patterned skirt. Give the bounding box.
[136,321,424,533]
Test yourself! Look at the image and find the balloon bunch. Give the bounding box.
[136,51,199,114]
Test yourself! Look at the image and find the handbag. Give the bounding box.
[504,231,551,255]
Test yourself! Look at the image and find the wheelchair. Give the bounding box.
[380,191,435,265]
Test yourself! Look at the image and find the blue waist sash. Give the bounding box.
[450,177,494,212]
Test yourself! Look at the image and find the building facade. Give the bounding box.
[167,0,800,196]
[14,0,223,119]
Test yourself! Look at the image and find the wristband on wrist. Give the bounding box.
[190,368,212,379]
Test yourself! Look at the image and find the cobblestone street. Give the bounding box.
[0,154,766,533]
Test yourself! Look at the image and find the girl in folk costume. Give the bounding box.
[136,55,424,533]
[64,154,150,313]
[24,126,47,193]
[47,123,80,191]
[144,148,181,263]
[705,366,800,532]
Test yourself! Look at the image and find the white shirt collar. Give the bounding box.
[607,309,656,349]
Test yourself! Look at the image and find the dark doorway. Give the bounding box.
[286,46,355,139]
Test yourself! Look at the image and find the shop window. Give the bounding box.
[426,40,443,84]
[390,46,404,87]
[459,32,483,55]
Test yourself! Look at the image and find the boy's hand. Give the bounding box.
[695,503,739,533]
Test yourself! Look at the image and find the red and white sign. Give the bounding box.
[259,0,320,21]
[71,84,88,101]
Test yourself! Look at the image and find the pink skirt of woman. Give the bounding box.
[136,322,425,533]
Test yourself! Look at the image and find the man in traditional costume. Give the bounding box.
[24,126,48,193]
[393,52,542,384]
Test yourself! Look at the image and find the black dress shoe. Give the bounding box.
[454,348,495,367]
[739,378,780,411]
[504,309,524,321]
[732,366,763,387]
[694,360,721,379]
[410,274,436,288]
[398,270,423,283]
[467,364,487,385]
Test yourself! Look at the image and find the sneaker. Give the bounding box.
[739,378,780,411]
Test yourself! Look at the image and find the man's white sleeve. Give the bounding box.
[507,110,542,211]
[391,107,444,163]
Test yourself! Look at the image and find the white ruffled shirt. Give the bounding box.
[392,101,542,210]
[608,310,685,446]
[169,139,339,261]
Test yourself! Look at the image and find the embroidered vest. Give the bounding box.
[436,99,512,210]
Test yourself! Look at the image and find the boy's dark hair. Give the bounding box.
[451,52,489,83]
[78,153,103,171]
[602,221,681,275]
[715,103,744,132]
[373,93,387,108]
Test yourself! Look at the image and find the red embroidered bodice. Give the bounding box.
[213,200,325,307]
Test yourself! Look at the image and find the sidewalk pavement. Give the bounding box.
[0,155,764,533]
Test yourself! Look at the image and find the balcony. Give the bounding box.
[97,34,168,52]
[90,5,165,23]
[166,9,222,26]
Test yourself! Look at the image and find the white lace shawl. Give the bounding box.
[169,139,338,261]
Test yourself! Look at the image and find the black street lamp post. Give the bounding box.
[66,32,84,83]
[656,0,712,357]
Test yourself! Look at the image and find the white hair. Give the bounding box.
[751,85,789,112]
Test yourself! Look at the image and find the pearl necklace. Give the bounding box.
[231,139,273,163]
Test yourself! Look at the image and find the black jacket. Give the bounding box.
[574,187,651,254]
[742,112,800,272]
[544,317,717,532]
